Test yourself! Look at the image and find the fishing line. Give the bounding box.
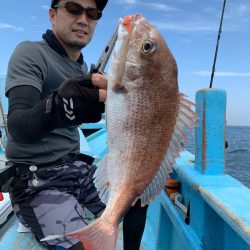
[209,0,227,88]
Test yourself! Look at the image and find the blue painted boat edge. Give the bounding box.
[174,151,250,246]
[142,150,250,250]
[141,190,203,250]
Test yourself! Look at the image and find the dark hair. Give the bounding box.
[51,0,59,8]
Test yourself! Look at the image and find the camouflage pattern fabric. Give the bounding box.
[10,161,105,249]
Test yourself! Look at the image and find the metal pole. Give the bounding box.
[209,0,227,88]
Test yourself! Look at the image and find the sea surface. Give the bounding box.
[184,126,250,188]
[0,76,249,188]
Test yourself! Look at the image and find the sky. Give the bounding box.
[0,0,250,126]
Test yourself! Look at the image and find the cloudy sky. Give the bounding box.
[0,0,250,125]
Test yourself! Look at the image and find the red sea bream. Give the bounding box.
[43,14,198,250]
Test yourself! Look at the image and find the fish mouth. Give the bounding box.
[111,18,133,91]
[120,14,145,34]
[123,14,144,25]
[111,14,145,91]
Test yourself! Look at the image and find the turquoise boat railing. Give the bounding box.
[0,88,250,249]
[141,89,250,250]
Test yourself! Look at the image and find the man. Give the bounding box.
[5,0,147,249]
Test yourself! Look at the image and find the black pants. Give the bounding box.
[123,200,148,250]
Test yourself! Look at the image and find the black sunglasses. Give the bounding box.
[54,2,102,20]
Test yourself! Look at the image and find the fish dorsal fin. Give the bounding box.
[94,154,110,205]
[138,94,198,206]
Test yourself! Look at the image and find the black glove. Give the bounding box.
[47,74,105,126]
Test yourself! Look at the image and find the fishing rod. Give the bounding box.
[209,0,227,88]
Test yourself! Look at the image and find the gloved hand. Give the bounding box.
[47,73,107,126]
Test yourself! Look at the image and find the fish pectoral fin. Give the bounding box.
[94,154,111,205]
[65,218,118,250]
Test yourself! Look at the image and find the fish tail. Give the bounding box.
[65,218,118,250]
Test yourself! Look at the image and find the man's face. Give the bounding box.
[49,0,98,50]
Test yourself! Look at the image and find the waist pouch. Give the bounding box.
[0,153,94,192]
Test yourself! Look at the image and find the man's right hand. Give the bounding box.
[91,73,108,102]
[47,73,108,125]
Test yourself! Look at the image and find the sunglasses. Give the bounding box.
[54,2,102,20]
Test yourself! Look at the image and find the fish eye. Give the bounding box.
[142,40,156,54]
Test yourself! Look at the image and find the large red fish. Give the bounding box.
[43,14,198,250]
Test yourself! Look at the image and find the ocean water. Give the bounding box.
[224,126,250,188]
[184,126,250,189]
[0,76,249,188]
